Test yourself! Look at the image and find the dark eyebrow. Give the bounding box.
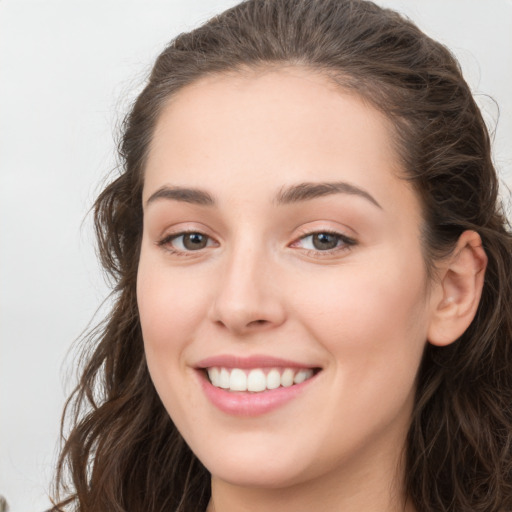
[145,181,382,210]
[145,186,215,207]
[274,181,382,209]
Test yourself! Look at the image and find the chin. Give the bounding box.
[197,441,313,489]
[210,462,307,489]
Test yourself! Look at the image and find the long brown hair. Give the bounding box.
[52,1,512,510]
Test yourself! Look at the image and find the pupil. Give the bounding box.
[313,233,338,250]
[184,233,207,250]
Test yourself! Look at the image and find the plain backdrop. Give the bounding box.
[1,1,511,510]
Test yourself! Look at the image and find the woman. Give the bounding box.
[52,0,512,510]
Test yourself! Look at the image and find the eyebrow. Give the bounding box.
[275,181,382,209]
[145,181,382,209]
[146,186,215,207]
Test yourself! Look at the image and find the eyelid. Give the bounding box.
[156,227,219,256]
[154,224,357,258]
[155,221,219,244]
[290,227,357,256]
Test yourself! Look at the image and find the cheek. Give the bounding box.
[314,243,426,322]
[136,254,215,420]
[136,257,210,421]
[137,259,209,355]
[289,255,429,456]
[293,251,429,383]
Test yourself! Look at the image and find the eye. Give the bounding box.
[301,232,341,250]
[292,231,356,253]
[158,231,216,253]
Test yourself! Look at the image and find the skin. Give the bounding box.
[137,67,483,511]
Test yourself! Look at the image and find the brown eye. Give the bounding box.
[181,233,209,250]
[292,231,356,254]
[158,231,215,253]
[311,233,340,250]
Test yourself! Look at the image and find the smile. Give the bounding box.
[195,355,322,416]
[206,367,315,392]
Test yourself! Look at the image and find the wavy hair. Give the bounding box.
[52,0,512,510]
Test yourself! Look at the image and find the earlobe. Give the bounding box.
[427,230,487,347]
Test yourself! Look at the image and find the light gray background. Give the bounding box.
[1,1,511,510]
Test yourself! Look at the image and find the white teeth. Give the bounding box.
[247,369,266,392]
[230,368,247,391]
[266,368,281,390]
[281,368,294,387]
[219,368,230,389]
[206,366,316,392]
[294,369,313,384]
[207,367,220,387]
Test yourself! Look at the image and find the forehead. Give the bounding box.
[143,67,418,221]
[148,67,399,168]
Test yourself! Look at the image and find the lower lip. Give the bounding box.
[197,370,319,416]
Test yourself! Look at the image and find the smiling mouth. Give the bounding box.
[204,367,321,393]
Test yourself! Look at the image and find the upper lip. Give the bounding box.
[195,354,321,370]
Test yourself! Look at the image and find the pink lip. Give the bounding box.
[196,354,318,370]
[195,356,321,416]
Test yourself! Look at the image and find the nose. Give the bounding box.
[207,243,286,336]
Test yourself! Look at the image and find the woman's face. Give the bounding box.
[138,68,437,490]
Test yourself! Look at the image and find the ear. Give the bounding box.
[427,230,488,347]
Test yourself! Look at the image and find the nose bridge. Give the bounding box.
[209,230,285,333]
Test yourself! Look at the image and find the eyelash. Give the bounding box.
[292,229,357,257]
[156,231,216,257]
[156,229,357,258]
